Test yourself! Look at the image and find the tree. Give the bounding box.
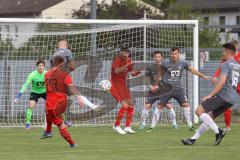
[141,0,176,11]
[72,0,163,19]
[165,3,221,48]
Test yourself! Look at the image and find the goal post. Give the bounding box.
[0,18,199,127]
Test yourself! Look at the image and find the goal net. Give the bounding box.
[0,19,198,127]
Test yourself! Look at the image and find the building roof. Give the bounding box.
[177,0,240,11]
[0,0,64,17]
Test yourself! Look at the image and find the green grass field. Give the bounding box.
[1,124,240,160]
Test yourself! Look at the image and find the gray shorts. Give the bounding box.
[201,95,233,118]
[158,87,188,105]
[145,91,161,105]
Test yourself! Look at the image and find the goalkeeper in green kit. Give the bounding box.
[14,60,47,129]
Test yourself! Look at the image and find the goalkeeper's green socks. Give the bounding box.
[25,108,33,124]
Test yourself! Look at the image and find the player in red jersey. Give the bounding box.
[211,40,240,130]
[111,46,141,134]
[43,55,83,147]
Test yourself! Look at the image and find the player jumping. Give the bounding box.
[111,45,141,134]
[14,60,46,129]
[182,43,240,145]
[139,51,177,130]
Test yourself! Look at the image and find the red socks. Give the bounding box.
[115,106,134,127]
[45,113,52,133]
[224,108,232,128]
[126,107,134,127]
[59,127,74,145]
[115,106,127,126]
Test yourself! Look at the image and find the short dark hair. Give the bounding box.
[36,60,45,66]
[223,43,236,54]
[120,46,129,52]
[170,47,180,52]
[153,51,163,57]
[53,55,65,66]
[120,42,130,52]
[57,37,67,43]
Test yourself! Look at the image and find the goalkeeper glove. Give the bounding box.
[14,92,22,103]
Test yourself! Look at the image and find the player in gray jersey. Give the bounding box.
[182,43,240,146]
[50,37,75,72]
[158,47,210,131]
[139,51,178,131]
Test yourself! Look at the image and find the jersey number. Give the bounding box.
[171,70,180,77]
[232,70,240,87]
[46,78,58,92]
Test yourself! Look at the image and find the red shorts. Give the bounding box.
[46,100,67,126]
[237,84,240,95]
[110,84,131,102]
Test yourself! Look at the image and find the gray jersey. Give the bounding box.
[162,58,190,88]
[145,63,164,85]
[217,59,240,104]
[50,48,74,67]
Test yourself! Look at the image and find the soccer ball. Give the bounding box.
[99,80,111,91]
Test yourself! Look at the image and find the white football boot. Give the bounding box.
[124,127,136,134]
[113,126,126,135]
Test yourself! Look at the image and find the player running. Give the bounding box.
[211,40,240,130]
[43,55,83,148]
[149,47,210,132]
[139,51,177,130]
[111,46,141,134]
[14,60,46,129]
[182,43,240,145]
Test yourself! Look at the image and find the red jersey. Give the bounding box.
[45,68,72,109]
[111,54,133,86]
[213,51,240,78]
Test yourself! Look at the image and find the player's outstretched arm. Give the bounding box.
[14,72,33,102]
[130,70,142,76]
[212,66,221,84]
[188,66,211,80]
[114,62,133,74]
[202,74,227,101]
[14,92,23,103]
